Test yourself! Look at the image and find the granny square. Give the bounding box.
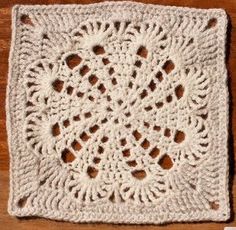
[7,2,230,224]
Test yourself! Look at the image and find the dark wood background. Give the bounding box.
[0,0,235,229]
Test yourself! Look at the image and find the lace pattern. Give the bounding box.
[7,1,229,224]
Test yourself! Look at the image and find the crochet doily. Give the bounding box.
[7,2,230,224]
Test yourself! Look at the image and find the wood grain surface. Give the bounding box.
[0,0,235,229]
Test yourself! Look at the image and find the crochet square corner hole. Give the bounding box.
[21,14,220,209]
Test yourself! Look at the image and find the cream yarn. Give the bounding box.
[6,1,230,224]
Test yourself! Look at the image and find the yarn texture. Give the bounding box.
[7,1,230,224]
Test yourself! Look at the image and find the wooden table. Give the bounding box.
[0,0,235,229]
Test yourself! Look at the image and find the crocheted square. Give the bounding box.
[7,2,230,224]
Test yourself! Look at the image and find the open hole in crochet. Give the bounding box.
[114,21,121,30]
[20,14,34,26]
[189,183,196,190]
[71,140,82,151]
[140,89,148,99]
[44,97,48,104]
[125,112,131,117]
[17,196,28,208]
[74,191,79,199]
[156,71,163,82]
[39,178,47,186]
[52,123,60,136]
[199,124,206,133]
[52,79,64,92]
[134,25,141,32]
[149,147,160,158]
[137,46,148,58]
[166,95,172,103]
[209,201,219,210]
[185,68,190,74]
[66,54,82,69]
[107,106,113,112]
[160,33,167,40]
[126,122,131,127]
[148,80,156,91]
[93,157,101,164]
[131,170,146,180]
[77,92,84,98]
[130,100,136,106]
[175,85,184,99]
[124,21,131,29]
[101,136,109,143]
[144,122,150,128]
[81,25,88,32]
[63,119,70,127]
[135,60,142,68]
[102,58,110,65]
[163,60,175,74]
[43,33,49,39]
[80,132,90,141]
[109,192,115,202]
[159,154,173,169]
[141,139,150,149]
[109,67,115,75]
[74,31,82,36]
[89,125,99,133]
[98,146,104,154]
[101,118,108,123]
[107,95,111,101]
[154,125,161,131]
[174,130,185,143]
[117,99,123,105]
[145,106,152,111]
[120,138,127,146]
[187,38,194,46]
[206,18,217,29]
[164,128,171,137]
[84,112,92,118]
[104,23,110,31]
[132,70,137,78]
[98,83,106,93]
[122,149,130,157]
[73,114,80,121]
[87,166,98,178]
[133,130,142,141]
[88,95,94,101]
[123,187,130,193]
[93,45,105,55]
[156,102,163,108]
[66,86,73,95]
[89,75,98,85]
[37,63,43,68]
[61,148,76,163]
[26,101,34,107]
[127,160,137,167]
[80,65,90,76]
[112,78,117,85]
[201,113,208,120]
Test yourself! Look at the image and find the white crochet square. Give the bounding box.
[7,2,230,224]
